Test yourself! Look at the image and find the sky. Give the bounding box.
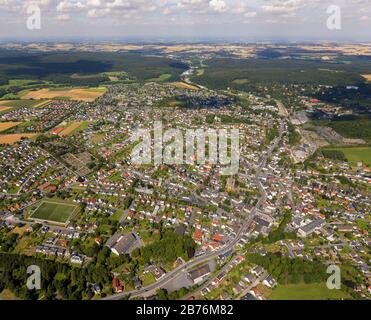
[0,0,371,42]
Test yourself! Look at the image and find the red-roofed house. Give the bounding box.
[193,228,203,245]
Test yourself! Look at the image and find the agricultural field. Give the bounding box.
[232,79,249,85]
[326,147,371,166]
[0,100,42,108]
[268,283,351,300]
[59,121,88,137]
[22,87,106,102]
[0,106,12,113]
[0,122,22,132]
[30,199,79,224]
[147,73,172,82]
[361,74,371,82]
[172,82,199,90]
[0,133,37,145]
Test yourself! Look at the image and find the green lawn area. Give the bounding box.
[326,147,371,166]
[31,200,78,223]
[268,283,352,300]
[141,272,156,286]
[109,209,124,222]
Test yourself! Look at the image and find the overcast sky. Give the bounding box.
[1,0,371,41]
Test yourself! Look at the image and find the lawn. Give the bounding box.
[31,200,78,224]
[326,147,371,166]
[268,283,351,300]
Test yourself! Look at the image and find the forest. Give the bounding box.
[0,250,121,300]
[0,50,188,87]
[192,58,371,90]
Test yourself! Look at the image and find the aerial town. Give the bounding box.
[0,45,370,302]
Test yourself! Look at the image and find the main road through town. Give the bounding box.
[103,118,286,300]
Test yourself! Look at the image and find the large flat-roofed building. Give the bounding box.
[106,232,143,256]
[298,219,326,238]
[188,264,211,284]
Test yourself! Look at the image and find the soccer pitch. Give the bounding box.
[31,201,78,224]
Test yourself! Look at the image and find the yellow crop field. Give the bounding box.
[59,122,83,136]
[0,100,13,105]
[23,88,106,102]
[0,133,37,145]
[172,82,200,90]
[33,100,51,108]
[0,106,13,112]
[0,122,22,132]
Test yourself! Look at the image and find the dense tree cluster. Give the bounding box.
[321,150,347,161]
[246,253,328,284]
[0,249,120,300]
[132,231,196,265]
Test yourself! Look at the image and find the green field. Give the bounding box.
[0,100,42,108]
[31,200,78,224]
[326,147,371,166]
[268,283,351,300]
[147,73,172,82]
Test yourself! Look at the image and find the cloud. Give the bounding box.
[57,1,85,13]
[0,0,370,39]
[245,11,257,18]
[56,13,70,20]
[209,0,227,13]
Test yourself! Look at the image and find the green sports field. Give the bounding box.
[31,201,77,224]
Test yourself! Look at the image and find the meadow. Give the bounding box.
[326,147,371,166]
[268,283,351,300]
